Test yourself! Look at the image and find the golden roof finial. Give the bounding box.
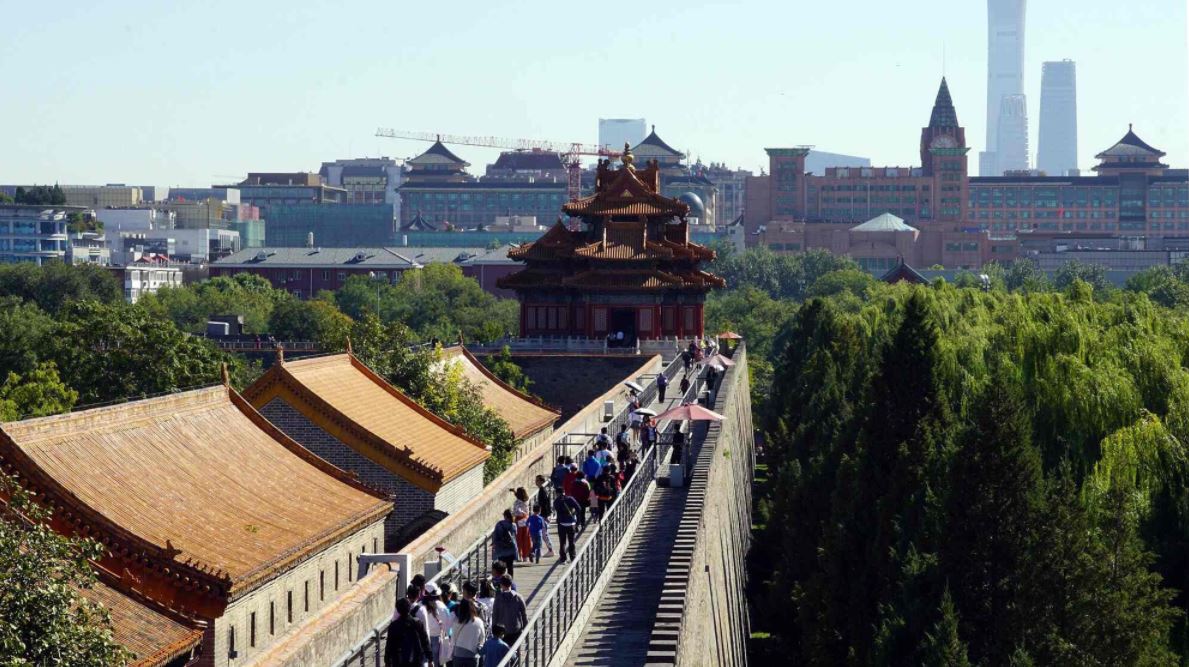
[621,142,635,171]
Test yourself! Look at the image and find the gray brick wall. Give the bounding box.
[260,399,444,549]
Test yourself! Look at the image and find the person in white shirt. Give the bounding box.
[449,598,487,667]
[419,582,454,667]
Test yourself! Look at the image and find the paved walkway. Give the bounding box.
[561,420,711,667]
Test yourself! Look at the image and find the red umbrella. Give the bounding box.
[655,403,726,422]
[707,353,735,368]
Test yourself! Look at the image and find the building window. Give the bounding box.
[250,612,257,647]
[270,601,275,635]
[335,562,340,591]
[320,571,325,601]
[304,581,309,612]
[228,626,237,659]
[373,537,378,552]
[287,591,293,623]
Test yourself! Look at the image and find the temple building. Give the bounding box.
[440,346,560,451]
[498,146,725,341]
[244,351,491,547]
[0,383,391,667]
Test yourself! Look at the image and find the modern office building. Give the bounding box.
[0,204,75,264]
[94,207,176,232]
[1038,60,1078,176]
[981,0,1028,176]
[319,158,403,207]
[598,118,647,151]
[995,94,1031,173]
[398,141,567,230]
[60,184,143,208]
[210,247,420,298]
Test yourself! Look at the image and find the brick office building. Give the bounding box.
[498,146,724,341]
[0,384,391,667]
[745,78,1189,270]
[244,351,491,547]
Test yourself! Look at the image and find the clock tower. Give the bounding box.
[920,78,970,225]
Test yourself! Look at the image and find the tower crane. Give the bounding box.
[375,128,621,201]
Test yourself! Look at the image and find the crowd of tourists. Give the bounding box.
[384,342,715,666]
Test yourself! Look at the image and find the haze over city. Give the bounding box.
[2,0,1185,185]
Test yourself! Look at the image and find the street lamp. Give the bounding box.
[367,271,382,317]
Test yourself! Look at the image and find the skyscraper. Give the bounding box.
[979,0,1028,175]
[1037,60,1078,175]
[598,119,646,151]
[995,94,1030,172]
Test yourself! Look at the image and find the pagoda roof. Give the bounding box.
[562,157,690,219]
[491,150,565,171]
[1095,125,1166,159]
[507,221,582,261]
[880,259,930,284]
[244,353,490,489]
[408,140,470,167]
[439,346,559,440]
[80,575,204,667]
[632,126,685,159]
[401,211,440,231]
[0,385,391,608]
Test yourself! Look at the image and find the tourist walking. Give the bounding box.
[657,371,669,403]
[527,505,546,563]
[482,625,511,667]
[551,455,569,492]
[449,599,486,667]
[384,598,432,667]
[680,373,691,396]
[553,490,580,562]
[582,449,602,481]
[592,469,614,522]
[512,488,532,562]
[463,580,490,628]
[535,475,555,557]
[571,472,591,530]
[492,510,518,577]
[420,582,453,666]
[491,575,528,646]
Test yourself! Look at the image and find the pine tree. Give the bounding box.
[919,589,972,667]
[941,364,1041,664]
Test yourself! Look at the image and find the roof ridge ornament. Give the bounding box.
[275,345,285,364]
[621,142,636,171]
[345,337,353,356]
[220,363,230,386]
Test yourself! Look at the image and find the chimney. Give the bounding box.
[306,232,314,248]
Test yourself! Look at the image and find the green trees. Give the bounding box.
[0,473,132,666]
[754,284,1189,664]
[0,362,78,421]
[12,185,66,205]
[0,262,121,315]
[484,346,534,395]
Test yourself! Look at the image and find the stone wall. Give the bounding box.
[244,354,664,667]
[259,399,436,549]
[675,346,755,667]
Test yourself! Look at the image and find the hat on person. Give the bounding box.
[423,582,441,598]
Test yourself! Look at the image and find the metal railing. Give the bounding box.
[334,354,683,667]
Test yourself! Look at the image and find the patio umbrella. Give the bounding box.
[717,331,743,340]
[655,403,726,423]
[623,380,644,393]
[634,407,658,417]
[706,353,735,368]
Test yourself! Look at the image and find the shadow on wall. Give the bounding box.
[392,509,449,550]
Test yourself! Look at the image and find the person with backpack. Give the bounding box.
[385,597,432,667]
[553,489,581,562]
[492,509,518,577]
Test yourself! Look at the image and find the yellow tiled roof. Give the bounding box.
[441,347,559,440]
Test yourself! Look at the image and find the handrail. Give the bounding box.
[333,353,684,667]
[498,363,704,667]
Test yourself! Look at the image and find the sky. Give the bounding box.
[1,0,1185,186]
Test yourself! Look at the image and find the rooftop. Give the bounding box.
[440,347,559,440]
[851,212,918,233]
[79,577,203,667]
[407,140,470,168]
[1096,125,1166,159]
[632,126,685,160]
[0,385,391,601]
[245,354,490,487]
[214,247,420,269]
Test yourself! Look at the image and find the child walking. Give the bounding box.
[527,505,547,564]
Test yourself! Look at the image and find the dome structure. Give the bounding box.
[677,192,705,218]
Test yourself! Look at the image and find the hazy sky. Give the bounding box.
[2,0,1185,185]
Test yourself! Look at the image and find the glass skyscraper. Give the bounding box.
[980,0,1028,176]
[1037,60,1078,176]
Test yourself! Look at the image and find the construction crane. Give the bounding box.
[375,128,621,201]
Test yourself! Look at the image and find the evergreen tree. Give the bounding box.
[919,589,971,667]
[941,364,1041,664]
